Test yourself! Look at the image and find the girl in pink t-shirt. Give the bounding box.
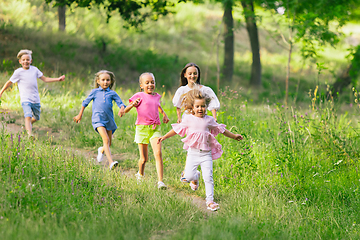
[125,72,169,189]
[158,89,243,211]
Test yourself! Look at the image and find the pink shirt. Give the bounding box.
[171,114,226,159]
[129,92,161,126]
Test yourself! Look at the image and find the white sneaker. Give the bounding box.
[135,172,144,183]
[157,181,167,190]
[109,161,118,170]
[97,147,104,163]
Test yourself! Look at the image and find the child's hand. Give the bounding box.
[233,134,243,141]
[157,137,165,144]
[58,75,65,82]
[132,98,141,107]
[177,117,182,123]
[73,114,82,123]
[163,115,169,124]
[118,106,125,117]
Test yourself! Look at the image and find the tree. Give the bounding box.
[241,0,262,86]
[58,5,66,31]
[222,0,234,82]
[260,0,360,104]
[46,0,179,29]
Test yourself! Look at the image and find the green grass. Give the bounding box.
[1,82,360,239]
[1,0,360,238]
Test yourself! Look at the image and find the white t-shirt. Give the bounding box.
[172,85,220,111]
[9,66,43,103]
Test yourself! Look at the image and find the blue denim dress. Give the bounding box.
[82,87,126,133]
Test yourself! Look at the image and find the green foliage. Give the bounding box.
[46,0,180,28]
[260,0,359,60]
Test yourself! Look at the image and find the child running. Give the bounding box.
[0,49,65,136]
[172,62,220,123]
[158,89,243,211]
[125,72,169,190]
[73,70,126,170]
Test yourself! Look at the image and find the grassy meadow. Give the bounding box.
[1,0,360,239]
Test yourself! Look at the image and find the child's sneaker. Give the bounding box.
[109,161,118,170]
[135,172,144,183]
[206,201,220,211]
[97,147,104,163]
[157,181,167,190]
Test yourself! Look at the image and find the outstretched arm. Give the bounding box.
[73,106,85,123]
[222,129,243,141]
[157,129,177,144]
[40,75,65,83]
[0,80,13,98]
[158,106,169,124]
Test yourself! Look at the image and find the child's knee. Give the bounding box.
[202,173,213,184]
[139,157,147,165]
[102,137,110,145]
[153,150,162,159]
[183,171,197,181]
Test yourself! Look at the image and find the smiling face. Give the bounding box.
[19,54,32,69]
[140,74,155,94]
[192,98,206,118]
[184,66,199,86]
[97,73,111,90]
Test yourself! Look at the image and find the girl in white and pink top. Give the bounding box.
[172,63,220,123]
[159,89,243,211]
[125,72,169,190]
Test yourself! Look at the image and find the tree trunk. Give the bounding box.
[222,1,234,82]
[332,65,352,96]
[241,0,261,86]
[58,5,66,31]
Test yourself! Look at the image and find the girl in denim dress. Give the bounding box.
[73,70,126,170]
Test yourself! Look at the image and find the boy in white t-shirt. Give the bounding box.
[0,49,65,136]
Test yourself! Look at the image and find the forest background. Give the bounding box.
[1,0,360,239]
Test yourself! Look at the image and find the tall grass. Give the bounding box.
[1,75,360,238]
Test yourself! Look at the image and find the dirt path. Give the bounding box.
[0,109,215,215]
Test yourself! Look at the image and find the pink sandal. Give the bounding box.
[206,201,220,211]
[190,180,199,191]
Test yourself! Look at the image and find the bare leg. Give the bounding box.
[150,137,163,182]
[24,117,37,135]
[138,143,148,176]
[97,127,114,165]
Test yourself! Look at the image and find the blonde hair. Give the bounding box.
[181,89,211,115]
[139,72,155,92]
[94,70,116,89]
[17,49,32,60]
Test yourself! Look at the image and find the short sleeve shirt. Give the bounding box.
[172,85,220,111]
[129,92,161,126]
[9,66,43,103]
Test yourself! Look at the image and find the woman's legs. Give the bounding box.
[138,143,148,176]
[97,127,115,165]
[150,137,163,182]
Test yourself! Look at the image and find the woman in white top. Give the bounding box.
[172,63,220,123]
